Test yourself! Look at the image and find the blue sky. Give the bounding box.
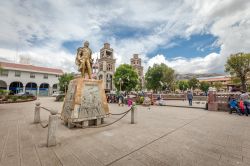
[62,33,220,60]
[149,34,220,59]
[0,0,250,73]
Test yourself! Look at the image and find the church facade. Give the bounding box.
[97,43,116,92]
[130,54,144,89]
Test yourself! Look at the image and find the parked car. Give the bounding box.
[52,91,63,97]
[15,92,35,97]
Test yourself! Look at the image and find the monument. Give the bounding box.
[61,41,109,128]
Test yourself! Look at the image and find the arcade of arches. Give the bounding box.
[0,80,58,96]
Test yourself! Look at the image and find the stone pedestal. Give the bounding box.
[208,89,218,111]
[61,78,109,128]
[208,90,217,103]
[208,103,218,111]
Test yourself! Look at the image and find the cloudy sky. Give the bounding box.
[0,0,250,74]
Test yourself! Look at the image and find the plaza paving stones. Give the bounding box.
[0,97,249,166]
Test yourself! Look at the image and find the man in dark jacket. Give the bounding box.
[187,91,193,106]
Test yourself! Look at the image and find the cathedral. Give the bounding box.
[92,44,145,92]
[92,43,116,93]
[130,54,144,88]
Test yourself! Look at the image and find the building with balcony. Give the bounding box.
[198,75,232,91]
[0,61,63,96]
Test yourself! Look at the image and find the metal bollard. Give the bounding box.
[47,109,58,147]
[34,102,41,123]
[131,102,137,124]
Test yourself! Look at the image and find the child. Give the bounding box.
[127,98,132,107]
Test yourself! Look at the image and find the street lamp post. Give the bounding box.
[119,78,123,92]
[64,82,67,94]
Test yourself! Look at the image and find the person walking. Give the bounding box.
[187,91,193,106]
[118,93,124,106]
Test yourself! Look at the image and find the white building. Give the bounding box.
[0,61,63,96]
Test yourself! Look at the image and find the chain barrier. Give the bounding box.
[40,120,49,128]
[41,106,51,112]
[71,107,133,128]
[108,108,132,116]
[39,107,52,128]
[38,105,133,129]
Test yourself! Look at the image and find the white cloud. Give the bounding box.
[0,0,250,74]
[146,53,222,74]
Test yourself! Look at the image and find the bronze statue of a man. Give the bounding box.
[75,41,93,79]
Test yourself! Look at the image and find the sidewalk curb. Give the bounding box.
[163,105,206,110]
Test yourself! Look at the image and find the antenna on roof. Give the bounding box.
[19,55,31,64]
[15,43,18,63]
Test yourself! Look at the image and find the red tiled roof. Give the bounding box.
[0,61,63,74]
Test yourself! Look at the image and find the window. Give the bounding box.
[44,74,48,79]
[107,64,112,71]
[30,73,35,78]
[15,71,21,77]
[99,75,103,80]
[55,75,59,77]
[0,69,8,76]
[106,51,112,57]
[99,64,103,71]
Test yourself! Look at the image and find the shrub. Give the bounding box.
[20,96,28,100]
[136,96,144,104]
[55,94,65,102]
[11,96,18,102]
[4,95,10,100]
[0,90,9,96]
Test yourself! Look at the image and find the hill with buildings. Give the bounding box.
[176,73,225,80]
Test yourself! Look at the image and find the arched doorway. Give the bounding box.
[39,83,49,96]
[99,74,103,80]
[0,80,7,90]
[25,82,37,95]
[106,74,113,90]
[52,84,58,93]
[9,81,23,94]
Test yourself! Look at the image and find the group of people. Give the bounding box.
[106,93,134,107]
[228,91,250,116]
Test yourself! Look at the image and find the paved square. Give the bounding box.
[0,97,250,166]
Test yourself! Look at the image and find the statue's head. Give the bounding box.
[84,41,89,47]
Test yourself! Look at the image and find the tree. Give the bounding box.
[58,73,74,92]
[145,63,175,92]
[225,53,250,91]
[0,64,2,73]
[113,64,139,92]
[214,82,223,91]
[178,80,189,91]
[199,81,210,93]
[188,77,199,89]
